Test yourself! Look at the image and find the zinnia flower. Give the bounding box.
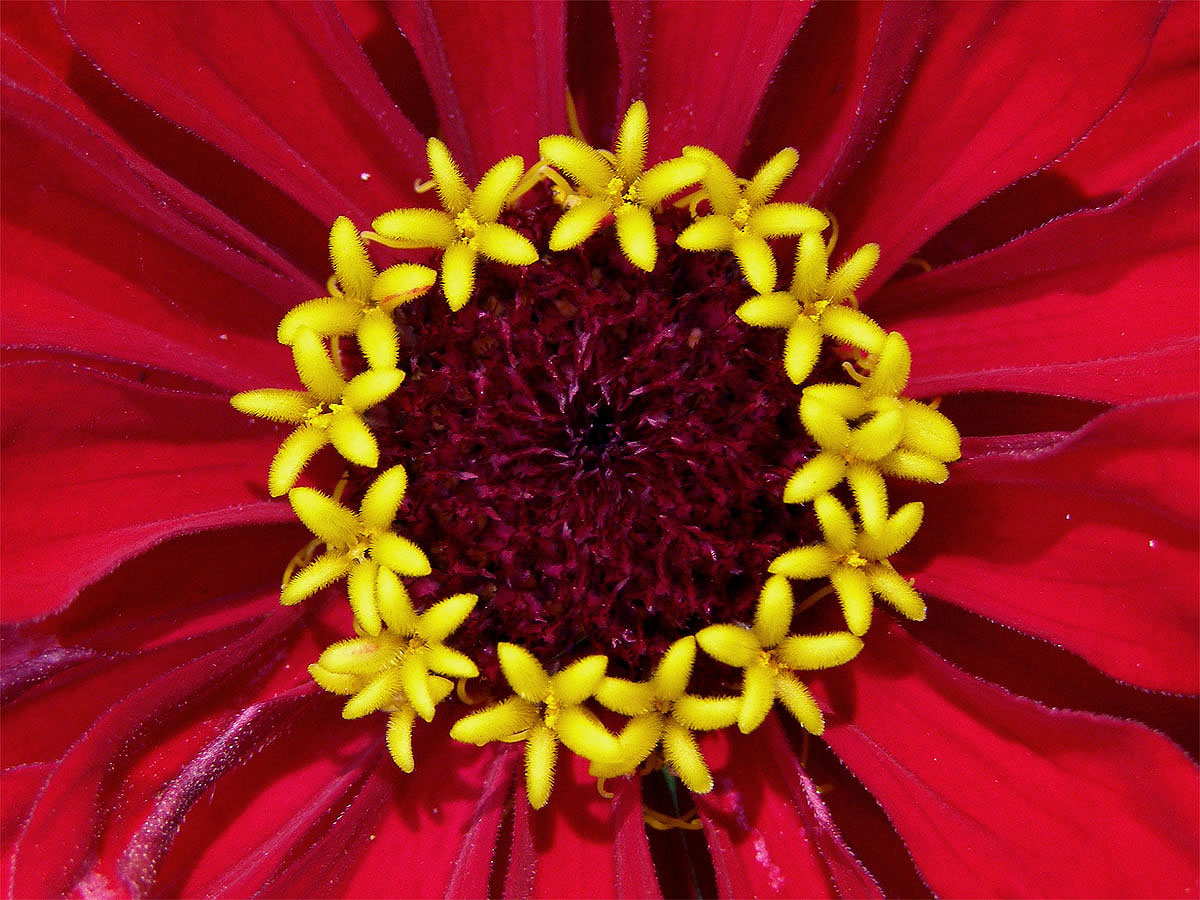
[3,2,1197,898]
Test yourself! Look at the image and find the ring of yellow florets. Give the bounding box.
[230,101,962,811]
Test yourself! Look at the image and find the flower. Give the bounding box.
[2,2,1197,898]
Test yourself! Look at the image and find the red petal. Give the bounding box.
[819,622,1200,898]
[1054,2,1200,201]
[912,397,1199,693]
[873,149,1199,403]
[610,1,814,165]
[695,723,881,898]
[506,752,642,899]
[388,1,568,178]
[7,608,301,896]
[2,103,297,388]
[750,2,931,197]
[826,2,1165,288]
[1,45,316,314]
[443,746,519,898]
[56,2,427,221]
[612,776,662,900]
[0,361,293,621]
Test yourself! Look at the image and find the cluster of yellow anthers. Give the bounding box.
[231,101,960,810]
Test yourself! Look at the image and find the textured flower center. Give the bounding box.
[347,196,823,688]
[230,100,961,809]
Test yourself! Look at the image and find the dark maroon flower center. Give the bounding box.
[346,196,834,688]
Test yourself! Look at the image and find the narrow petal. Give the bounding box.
[548,196,611,250]
[327,410,379,468]
[359,464,408,531]
[288,487,358,546]
[731,233,777,294]
[470,155,525,223]
[614,203,657,271]
[550,655,608,706]
[417,593,478,643]
[497,643,550,704]
[614,99,648,183]
[539,134,612,195]
[474,223,538,267]
[268,425,329,498]
[441,241,478,312]
[355,308,399,371]
[368,533,431,577]
[291,328,345,402]
[277,298,360,345]
[346,559,381,636]
[328,215,376,299]
[371,208,458,247]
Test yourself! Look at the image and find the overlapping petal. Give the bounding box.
[819,622,1199,898]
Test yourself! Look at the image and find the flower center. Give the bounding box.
[347,196,827,689]
[229,101,961,810]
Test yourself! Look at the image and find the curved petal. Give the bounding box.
[875,149,1199,403]
[825,2,1166,289]
[57,2,427,220]
[610,1,814,166]
[820,622,1200,899]
[0,362,294,622]
[912,397,1199,693]
[388,1,567,178]
[7,607,305,897]
[695,724,881,898]
[751,2,930,198]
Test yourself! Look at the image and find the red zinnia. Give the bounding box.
[2,2,1197,898]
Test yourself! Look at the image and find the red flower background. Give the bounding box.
[2,1,1198,897]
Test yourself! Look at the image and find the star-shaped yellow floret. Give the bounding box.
[281,465,431,625]
[230,327,404,495]
[696,576,862,735]
[276,216,436,371]
[307,591,478,773]
[735,232,885,384]
[769,490,926,636]
[676,147,828,293]
[538,101,706,272]
[450,645,619,809]
[367,139,539,311]
[589,636,740,794]
[785,382,962,506]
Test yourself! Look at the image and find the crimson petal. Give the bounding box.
[754,2,931,198]
[610,1,814,165]
[912,396,1199,693]
[874,148,1199,403]
[0,361,294,622]
[695,723,881,898]
[1053,1,1200,201]
[828,2,1165,288]
[820,622,1200,898]
[388,1,568,177]
[57,2,426,221]
[8,608,301,897]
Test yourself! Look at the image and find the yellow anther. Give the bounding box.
[843,551,869,569]
[730,199,752,230]
[451,647,616,808]
[595,777,615,800]
[454,208,480,241]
